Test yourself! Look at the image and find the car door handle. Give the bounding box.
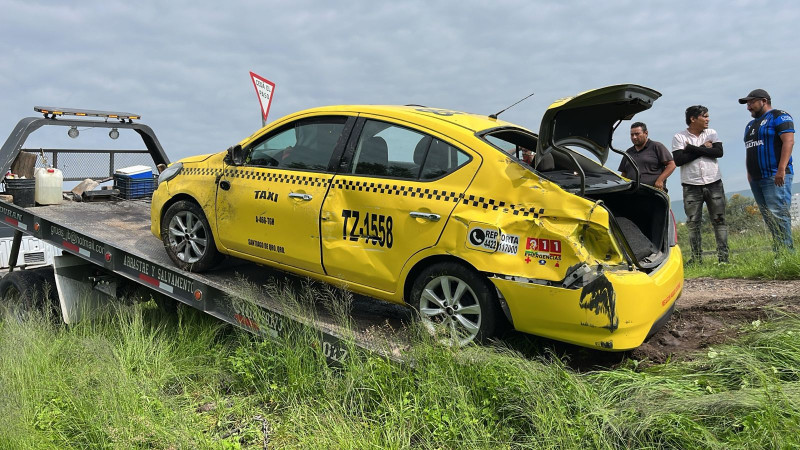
[219,180,231,191]
[410,211,440,222]
[289,192,312,201]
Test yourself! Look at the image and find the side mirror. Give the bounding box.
[227,145,245,165]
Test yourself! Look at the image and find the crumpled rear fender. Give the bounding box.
[438,172,625,284]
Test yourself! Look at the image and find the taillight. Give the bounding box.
[668,209,678,247]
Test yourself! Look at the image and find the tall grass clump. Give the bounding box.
[589,314,800,448]
[2,281,799,447]
[222,280,800,448]
[0,302,234,447]
[223,313,800,448]
[679,224,800,279]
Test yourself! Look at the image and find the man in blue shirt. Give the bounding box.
[740,89,795,252]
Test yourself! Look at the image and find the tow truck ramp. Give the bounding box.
[0,199,410,364]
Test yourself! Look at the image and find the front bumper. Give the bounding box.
[149,183,170,239]
[491,246,684,350]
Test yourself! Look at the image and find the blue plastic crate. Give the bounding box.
[114,174,156,199]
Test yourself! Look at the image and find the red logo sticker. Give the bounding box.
[525,238,561,254]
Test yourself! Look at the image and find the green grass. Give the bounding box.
[678,225,800,279]
[2,294,800,448]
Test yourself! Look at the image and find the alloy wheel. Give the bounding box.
[167,210,209,263]
[418,275,482,346]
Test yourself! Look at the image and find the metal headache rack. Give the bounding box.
[20,147,156,182]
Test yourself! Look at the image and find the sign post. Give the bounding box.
[249,71,276,127]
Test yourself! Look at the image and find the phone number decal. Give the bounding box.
[341,209,394,248]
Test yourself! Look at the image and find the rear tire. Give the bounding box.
[0,269,60,321]
[409,262,499,346]
[161,200,222,272]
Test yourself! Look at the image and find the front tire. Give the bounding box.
[409,262,499,346]
[161,200,222,272]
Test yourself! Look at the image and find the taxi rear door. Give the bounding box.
[320,116,479,293]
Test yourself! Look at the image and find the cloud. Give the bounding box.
[1,0,798,197]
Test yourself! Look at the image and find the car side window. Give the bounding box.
[419,138,470,180]
[246,116,347,171]
[352,119,469,180]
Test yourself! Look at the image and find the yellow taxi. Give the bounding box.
[151,84,683,350]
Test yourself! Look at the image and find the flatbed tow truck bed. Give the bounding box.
[0,197,411,364]
[0,107,412,365]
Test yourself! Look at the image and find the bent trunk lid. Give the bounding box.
[535,84,662,165]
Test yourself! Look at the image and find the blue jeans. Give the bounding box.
[749,173,794,252]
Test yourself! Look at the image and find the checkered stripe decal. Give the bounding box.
[462,195,544,218]
[180,167,544,218]
[329,179,463,202]
[182,167,219,176]
[222,169,330,187]
[182,167,329,187]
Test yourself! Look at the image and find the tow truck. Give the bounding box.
[0,107,408,364]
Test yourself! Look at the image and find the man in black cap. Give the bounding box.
[739,89,795,252]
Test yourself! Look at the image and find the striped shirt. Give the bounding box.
[744,109,794,180]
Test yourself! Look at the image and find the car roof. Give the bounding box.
[291,104,523,134]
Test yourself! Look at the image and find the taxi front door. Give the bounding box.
[215,115,352,274]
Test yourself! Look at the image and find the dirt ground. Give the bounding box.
[630,277,800,363]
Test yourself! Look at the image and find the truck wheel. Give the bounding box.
[0,270,49,321]
[409,262,498,346]
[161,200,222,272]
[29,266,62,319]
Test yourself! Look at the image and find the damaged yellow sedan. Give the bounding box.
[151,84,683,350]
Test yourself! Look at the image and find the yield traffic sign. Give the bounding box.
[249,71,276,124]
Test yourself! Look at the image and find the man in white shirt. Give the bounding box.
[672,105,728,264]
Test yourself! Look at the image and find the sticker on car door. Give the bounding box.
[466,223,519,255]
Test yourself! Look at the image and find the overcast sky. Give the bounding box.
[1,0,798,198]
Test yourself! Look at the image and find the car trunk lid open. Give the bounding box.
[533,84,670,270]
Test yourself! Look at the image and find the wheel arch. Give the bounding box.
[159,193,203,227]
[403,254,482,303]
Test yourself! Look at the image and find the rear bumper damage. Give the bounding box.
[490,245,683,350]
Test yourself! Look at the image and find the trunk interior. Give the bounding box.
[533,144,671,271]
[587,188,670,270]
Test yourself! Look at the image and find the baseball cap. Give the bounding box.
[738,89,771,104]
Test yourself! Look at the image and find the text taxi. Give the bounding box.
[151,84,683,350]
